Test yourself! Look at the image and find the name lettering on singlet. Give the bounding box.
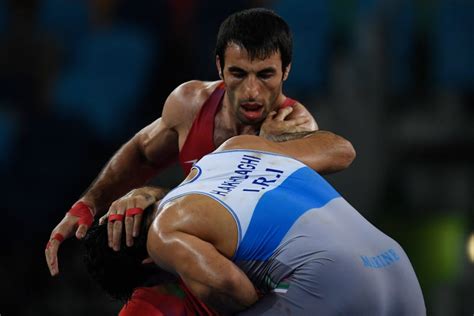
[210,154,261,197]
[360,249,400,269]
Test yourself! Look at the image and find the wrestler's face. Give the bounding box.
[217,43,290,125]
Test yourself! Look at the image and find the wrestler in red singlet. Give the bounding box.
[121,82,297,316]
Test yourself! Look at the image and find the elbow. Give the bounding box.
[188,271,257,312]
[187,280,212,302]
[215,270,258,307]
[211,269,243,297]
[318,136,356,174]
[190,270,242,300]
[339,139,356,169]
[219,270,245,294]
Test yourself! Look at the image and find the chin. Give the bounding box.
[239,116,265,126]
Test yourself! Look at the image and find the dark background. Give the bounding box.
[1,0,473,315]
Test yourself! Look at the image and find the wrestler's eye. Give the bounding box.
[257,70,275,80]
[231,71,246,79]
[228,66,248,79]
[258,73,272,80]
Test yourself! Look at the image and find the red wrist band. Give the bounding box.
[108,214,125,222]
[125,207,144,217]
[68,201,94,227]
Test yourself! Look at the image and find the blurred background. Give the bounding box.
[1,0,473,315]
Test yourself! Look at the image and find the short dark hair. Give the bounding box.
[215,8,293,72]
[83,206,168,302]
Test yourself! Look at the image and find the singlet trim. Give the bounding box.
[182,166,202,186]
[158,191,243,255]
[157,166,202,210]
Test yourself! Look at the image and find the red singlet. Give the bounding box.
[119,284,219,316]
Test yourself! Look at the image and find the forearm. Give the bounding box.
[265,130,318,142]
[222,132,355,174]
[184,266,257,314]
[278,130,356,174]
[183,249,258,313]
[149,231,258,313]
[81,139,161,215]
[185,274,257,314]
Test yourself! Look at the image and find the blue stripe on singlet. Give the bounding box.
[234,166,341,261]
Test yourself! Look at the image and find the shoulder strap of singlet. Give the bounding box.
[178,82,225,175]
[280,97,298,108]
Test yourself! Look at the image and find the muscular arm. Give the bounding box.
[220,132,356,174]
[82,121,178,215]
[79,81,202,215]
[147,206,258,314]
[258,105,355,174]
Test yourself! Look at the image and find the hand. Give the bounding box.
[259,106,310,141]
[45,202,94,276]
[99,187,167,251]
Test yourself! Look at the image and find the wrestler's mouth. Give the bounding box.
[240,103,264,120]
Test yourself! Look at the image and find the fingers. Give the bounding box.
[107,214,125,251]
[106,200,126,250]
[106,188,158,250]
[75,224,89,239]
[107,190,155,250]
[263,111,277,122]
[107,209,125,251]
[292,116,310,128]
[125,207,144,247]
[45,214,81,277]
[273,106,293,121]
[280,117,311,133]
[132,213,143,238]
[107,218,114,249]
[260,106,312,140]
[45,239,60,276]
[125,215,134,247]
[45,233,64,276]
[112,219,124,251]
[99,213,108,225]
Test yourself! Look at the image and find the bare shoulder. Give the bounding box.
[133,80,222,156]
[149,195,228,243]
[148,195,237,257]
[162,80,222,129]
[168,80,219,103]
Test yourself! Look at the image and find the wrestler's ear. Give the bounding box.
[142,257,154,265]
[283,63,291,81]
[216,55,223,80]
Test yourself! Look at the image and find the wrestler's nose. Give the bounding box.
[243,75,259,100]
